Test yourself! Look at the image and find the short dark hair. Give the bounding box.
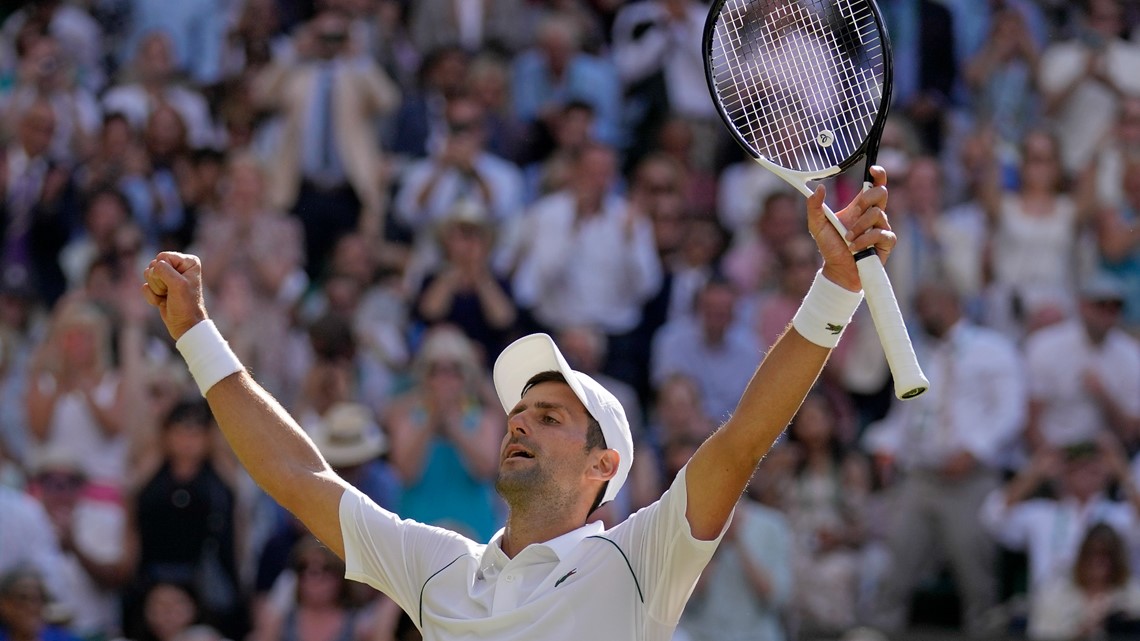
[162,398,213,431]
[522,371,609,514]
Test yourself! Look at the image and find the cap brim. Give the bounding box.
[493,333,586,414]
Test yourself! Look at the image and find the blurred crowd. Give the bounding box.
[3,0,1140,640]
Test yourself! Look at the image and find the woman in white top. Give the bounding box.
[985,130,1094,336]
[1029,523,1140,640]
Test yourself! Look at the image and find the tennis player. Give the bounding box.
[141,167,895,640]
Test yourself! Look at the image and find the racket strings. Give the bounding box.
[710,0,885,174]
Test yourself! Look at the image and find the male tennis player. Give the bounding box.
[141,167,895,640]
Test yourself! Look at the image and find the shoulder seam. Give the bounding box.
[586,535,644,604]
[419,553,470,627]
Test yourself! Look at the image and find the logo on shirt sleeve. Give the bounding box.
[826,323,844,335]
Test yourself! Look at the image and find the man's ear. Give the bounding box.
[587,449,620,483]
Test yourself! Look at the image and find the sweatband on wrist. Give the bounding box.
[792,270,864,348]
[175,320,244,396]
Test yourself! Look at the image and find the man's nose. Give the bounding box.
[507,413,529,437]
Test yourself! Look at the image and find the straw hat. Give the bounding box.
[312,403,387,468]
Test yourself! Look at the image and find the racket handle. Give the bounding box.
[854,251,929,399]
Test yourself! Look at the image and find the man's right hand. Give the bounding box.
[141,252,208,341]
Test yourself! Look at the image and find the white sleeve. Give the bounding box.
[978,491,1037,551]
[605,465,726,626]
[339,486,476,615]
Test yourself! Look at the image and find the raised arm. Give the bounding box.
[683,168,895,541]
[141,253,350,557]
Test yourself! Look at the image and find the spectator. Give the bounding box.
[251,536,376,641]
[984,130,1091,336]
[1024,273,1140,451]
[0,269,45,464]
[75,113,136,195]
[385,327,503,541]
[1028,524,1140,641]
[511,142,662,374]
[27,447,127,639]
[651,277,762,423]
[716,149,792,236]
[102,32,216,149]
[59,188,133,291]
[393,92,525,235]
[636,152,724,326]
[511,14,622,147]
[879,0,958,152]
[25,300,126,490]
[118,104,189,247]
[1039,0,1140,174]
[1091,97,1140,210]
[556,324,643,438]
[136,582,206,641]
[386,45,468,161]
[310,402,401,513]
[0,487,67,607]
[612,0,718,164]
[519,99,596,201]
[679,449,794,641]
[252,9,401,274]
[981,437,1140,594]
[0,99,73,306]
[408,0,529,55]
[722,191,803,296]
[0,567,81,641]
[413,201,517,361]
[864,280,1026,637]
[121,0,227,86]
[122,400,243,639]
[785,393,872,636]
[752,234,822,352]
[886,156,985,316]
[467,54,529,163]
[0,0,105,93]
[963,5,1042,148]
[3,34,100,163]
[1096,157,1140,333]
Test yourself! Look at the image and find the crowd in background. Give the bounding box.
[3,0,1140,640]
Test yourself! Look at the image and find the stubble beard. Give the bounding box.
[495,461,547,506]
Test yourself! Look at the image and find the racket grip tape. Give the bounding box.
[854,253,929,399]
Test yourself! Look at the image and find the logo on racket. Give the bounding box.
[816,129,835,148]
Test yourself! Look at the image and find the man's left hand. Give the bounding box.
[808,165,895,292]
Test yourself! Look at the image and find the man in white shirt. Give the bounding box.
[980,439,1140,592]
[511,143,661,337]
[864,280,1026,636]
[1024,274,1140,451]
[651,277,763,423]
[139,168,897,640]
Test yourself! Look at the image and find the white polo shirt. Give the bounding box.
[340,465,722,640]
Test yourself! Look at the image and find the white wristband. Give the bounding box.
[792,270,864,348]
[175,320,244,396]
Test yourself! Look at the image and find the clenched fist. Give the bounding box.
[141,252,209,341]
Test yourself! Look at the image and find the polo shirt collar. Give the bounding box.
[480,521,606,574]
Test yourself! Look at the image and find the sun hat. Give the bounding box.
[313,403,387,468]
[492,333,633,505]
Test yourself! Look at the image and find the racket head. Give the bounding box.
[703,0,894,183]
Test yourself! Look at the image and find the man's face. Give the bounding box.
[495,382,595,505]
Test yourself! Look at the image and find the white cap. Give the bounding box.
[492,333,633,506]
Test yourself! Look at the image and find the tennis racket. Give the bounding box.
[703,0,928,399]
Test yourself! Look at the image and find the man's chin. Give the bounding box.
[495,464,541,500]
